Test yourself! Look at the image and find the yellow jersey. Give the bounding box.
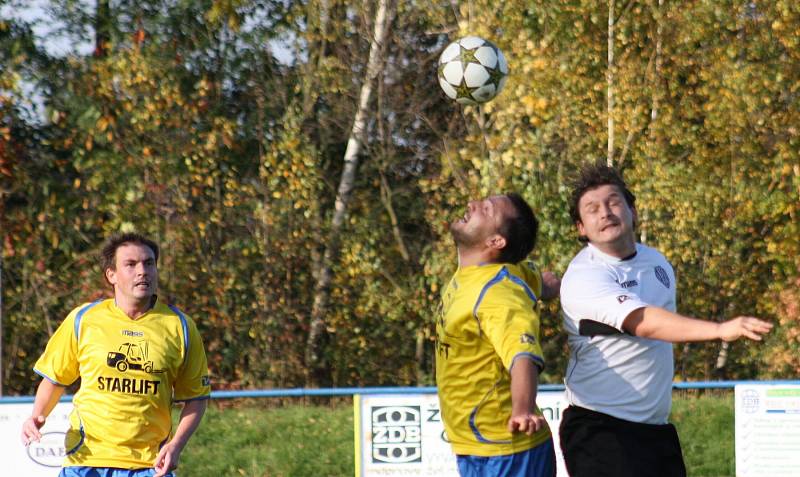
[34,298,211,469]
[435,262,551,456]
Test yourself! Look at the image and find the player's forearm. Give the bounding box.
[623,307,722,342]
[169,399,208,450]
[32,379,66,417]
[509,356,539,415]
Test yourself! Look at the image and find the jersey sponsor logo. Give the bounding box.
[122,330,144,337]
[520,332,537,345]
[616,295,631,304]
[617,279,638,288]
[654,266,671,289]
[371,406,422,464]
[201,375,210,387]
[106,340,164,374]
[97,376,161,395]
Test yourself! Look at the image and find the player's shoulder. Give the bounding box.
[157,300,195,323]
[477,264,539,306]
[563,247,611,280]
[67,298,110,319]
[635,243,672,265]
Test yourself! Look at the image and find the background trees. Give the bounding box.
[1,0,797,394]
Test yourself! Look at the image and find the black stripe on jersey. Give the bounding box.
[578,319,624,337]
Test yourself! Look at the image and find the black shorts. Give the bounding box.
[559,405,686,477]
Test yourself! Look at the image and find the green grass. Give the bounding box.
[177,393,736,477]
[179,402,354,476]
[671,392,735,477]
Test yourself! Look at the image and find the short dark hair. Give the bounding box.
[497,193,539,263]
[101,232,159,273]
[568,162,636,223]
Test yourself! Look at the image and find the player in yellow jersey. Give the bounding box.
[436,193,556,477]
[21,233,211,477]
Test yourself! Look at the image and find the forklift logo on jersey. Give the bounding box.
[106,341,164,374]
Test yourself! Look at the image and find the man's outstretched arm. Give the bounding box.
[623,307,773,343]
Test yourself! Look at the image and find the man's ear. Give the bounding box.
[576,220,587,239]
[105,267,117,286]
[631,207,638,228]
[486,233,507,251]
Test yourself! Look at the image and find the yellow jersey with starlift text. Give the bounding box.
[34,298,211,469]
[435,261,551,456]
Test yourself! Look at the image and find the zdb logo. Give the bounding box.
[371,406,422,464]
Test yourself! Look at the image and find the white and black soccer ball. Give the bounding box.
[437,36,509,105]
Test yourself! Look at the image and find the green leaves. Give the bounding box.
[2,0,798,394]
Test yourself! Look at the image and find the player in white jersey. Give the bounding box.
[558,164,772,477]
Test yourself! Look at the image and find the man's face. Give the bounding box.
[450,195,512,249]
[106,243,158,303]
[576,184,636,248]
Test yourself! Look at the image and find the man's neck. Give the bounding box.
[115,295,156,320]
[590,240,637,259]
[457,248,498,268]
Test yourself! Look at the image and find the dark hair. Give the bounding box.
[568,162,636,223]
[101,232,159,273]
[497,193,539,263]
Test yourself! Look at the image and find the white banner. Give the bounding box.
[354,391,568,476]
[0,401,73,476]
[735,384,800,477]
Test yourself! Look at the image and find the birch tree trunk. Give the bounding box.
[607,0,615,167]
[305,0,395,387]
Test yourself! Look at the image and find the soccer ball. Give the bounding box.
[437,36,509,105]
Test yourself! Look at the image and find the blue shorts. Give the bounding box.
[59,468,174,477]
[456,438,556,477]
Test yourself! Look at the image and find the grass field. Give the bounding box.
[178,392,735,477]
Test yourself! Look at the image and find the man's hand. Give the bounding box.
[153,441,182,477]
[540,271,561,301]
[507,413,547,436]
[21,415,46,446]
[719,316,773,342]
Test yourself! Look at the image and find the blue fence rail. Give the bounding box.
[2,380,799,404]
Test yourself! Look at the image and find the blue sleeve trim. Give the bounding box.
[506,273,539,303]
[509,352,545,373]
[174,395,211,403]
[168,304,190,366]
[33,369,68,387]
[74,300,103,343]
[472,267,510,333]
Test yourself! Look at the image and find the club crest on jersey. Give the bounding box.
[520,333,537,345]
[617,295,631,304]
[654,266,671,289]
